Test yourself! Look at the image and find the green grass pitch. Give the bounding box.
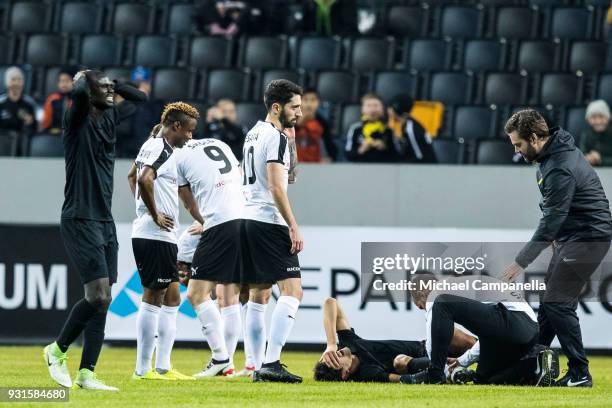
[1,346,611,407]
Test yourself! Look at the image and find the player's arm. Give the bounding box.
[322,297,351,348]
[127,163,137,196]
[267,162,303,254]
[114,81,147,102]
[178,185,204,225]
[138,166,174,231]
[67,71,91,124]
[285,127,298,184]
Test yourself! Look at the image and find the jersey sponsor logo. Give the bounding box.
[286,266,301,272]
[157,278,172,283]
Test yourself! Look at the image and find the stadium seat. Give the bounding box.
[476,140,515,164]
[429,73,472,105]
[235,102,267,130]
[564,106,588,145]
[29,135,64,157]
[596,74,612,102]
[371,71,416,103]
[183,100,207,138]
[387,6,427,38]
[432,139,463,164]
[583,0,611,6]
[517,40,561,72]
[339,103,362,140]
[203,69,250,103]
[294,37,341,70]
[440,6,482,39]
[0,36,14,65]
[315,71,358,104]
[9,1,51,33]
[485,73,526,106]
[0,130,18,157]
[24,35,67,66]
[40,66,63,99]
[348,38,395,71]
[453,106,496,141]
[153,68,195,101]
[103,67,132,83]
[59,2,102,33]
[240,37,287,69]
[111,3,154,35]
[134,36,177,67]
[166,3,194,34]
[463,40,505,72]
[79,35,122,67]
[496,7,536,39]
[189,37,232,68]
[258,69,305,99]
[405,39,452,72]
[550,8,592,40]
[569,41,606,74]
[540,73,581,105]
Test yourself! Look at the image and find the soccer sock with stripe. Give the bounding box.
[245,301,267,369]
[221,304,242,365]
[263,296,300,365]
[136,301,160,376]
[56,298,97,352]
[242,303,256,369]
[195,299,229,362]
[155,305,178,373]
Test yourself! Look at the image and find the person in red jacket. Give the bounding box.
[41,67,77,136]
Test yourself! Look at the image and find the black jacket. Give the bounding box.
[516,127,612,268]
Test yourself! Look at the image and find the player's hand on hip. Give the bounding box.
[188,221,203,235]
[289,225,303,254]
[155,213,175,231]
[500,261,524,282]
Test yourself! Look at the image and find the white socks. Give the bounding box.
[136,301,160,376]
[156,305,178,372]
[245,301,267,369]
[242,303,256,369]
[195,299,229,361]
[264,296,300,365]
[221,304,242,365]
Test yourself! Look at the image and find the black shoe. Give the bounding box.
[253,361,302,383]
[400,369,445,385]
[555,372,592,387]
[450,367,477,385]
[534,349,559,387]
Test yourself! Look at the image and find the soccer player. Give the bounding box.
[43,70,146,391]
[501,109,612,387]
[174,137,245,378]
[403,274,558,386]
[241,79,304,383]
[314,297,477,382]
[127,102,199,381]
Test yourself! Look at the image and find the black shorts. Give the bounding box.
[191,219,242,284]
[132,238,178,289]
[241,219,301,284]
[60,218,118,285]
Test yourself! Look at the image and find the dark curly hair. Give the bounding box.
[313,362,343,382]
[504,109,549,141]
[263,79,303,111]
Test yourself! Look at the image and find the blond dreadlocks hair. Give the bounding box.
[149,102,200,138]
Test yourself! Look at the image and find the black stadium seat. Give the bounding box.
[496,7,536,39]
[485,73,526,106]
[441,6,482,39]
[294,37,341,70]
[405,39,452,72]
[59,2,102,34]
[315,71,358,104]
[167,3,194,34]
[153,68,195,101]
[349,38,394,71]
[453,106,495,141]
[10,1,51,33]
[41,66,62,99]
[79,35,122,67]
[517,40,561,72]
[477,140,516,164]
[111,3,154,35]
[24,35,67,66]
[387,6,427,38]
[189,37,232,68]
[240,37,287,69]
[463,40,504,72]
[371,71,416,103]
[339,104,361,140]
[540,73,580,105]
[134,36,177,67]
[596,74,612,102]
[102,67,132,83]
[258,69,304,99]
[204,69,250,102]
[0,36,14,65]
[551,8,592,40]
[235,102,267,130]
[429,73,471,105]
[29,135,64,157]
[564,106,588,144]
[569,41,606,74]
[432,139,463,164]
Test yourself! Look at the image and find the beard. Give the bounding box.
[521,145,538,163]
[279,109,295,129]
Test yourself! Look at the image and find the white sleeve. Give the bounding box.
[264,132,287,163]
[177,228,199,263]
[457,340,480,367]
[138,139,171,173]
[176,154,188,187]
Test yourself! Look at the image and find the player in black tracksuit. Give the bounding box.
[502,109,612,387]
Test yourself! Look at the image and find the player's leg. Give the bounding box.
[245,285,272,370]
[218,283,242,376]
[236,285,256,376]
[134,287,166,378]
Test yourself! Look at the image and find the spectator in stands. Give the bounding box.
[294,89,337,162]
[194,0,247,39]
[387,94,437,164]
[345,93,393,163]
[41,67,77,136]
[115,67,164,158]
[581,100,612,167]
[0,66,37,156]
[204,98,247,160]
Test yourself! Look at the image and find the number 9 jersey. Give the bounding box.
[175,139,245,228]
[242,121,290,226]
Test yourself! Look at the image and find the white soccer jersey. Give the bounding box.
[175,139,244,229]
[242,121,290,226]
[131,136,179,244]
[177,227,200,263]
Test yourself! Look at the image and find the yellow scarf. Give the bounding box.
[362,118,386,141]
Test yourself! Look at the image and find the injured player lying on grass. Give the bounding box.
[313,297,476,382]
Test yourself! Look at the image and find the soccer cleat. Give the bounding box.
[534,349,559,387]
[253,361,302,383]
[43,342,72,388]
[73,369,119,391]
[193,359,231,378]
[235,366,256,377]
[219,364,235,377]
[159,369,195,381]
[555,372,592,388]
[132,370,172,381]
[400,369,445,385]
[450,367,477,385]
